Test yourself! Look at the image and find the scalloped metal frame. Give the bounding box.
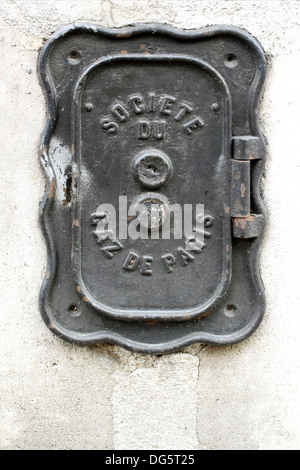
[38,23,267,353]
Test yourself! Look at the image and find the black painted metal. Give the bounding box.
[38,23,267,353]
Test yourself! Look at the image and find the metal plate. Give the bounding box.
[39,24,267,353]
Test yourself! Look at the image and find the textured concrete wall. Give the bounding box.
[1,0,300,450]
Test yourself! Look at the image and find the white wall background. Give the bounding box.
[0,0,300,450]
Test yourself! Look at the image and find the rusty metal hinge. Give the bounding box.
[231,136,265,239]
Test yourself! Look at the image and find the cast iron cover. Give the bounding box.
[38,24,267,353]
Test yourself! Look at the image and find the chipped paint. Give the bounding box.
[72,219,80,228]
[49,178,55,199]
[241,183,246,198]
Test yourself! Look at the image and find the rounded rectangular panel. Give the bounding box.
[72,54,232,321]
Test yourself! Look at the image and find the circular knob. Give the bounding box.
[132,148,173,189]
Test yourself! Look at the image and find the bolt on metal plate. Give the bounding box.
[38,24,267,353]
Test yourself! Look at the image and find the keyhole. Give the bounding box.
[148,164,158,175]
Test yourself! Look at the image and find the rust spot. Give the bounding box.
[49,178,55,199]
[116,31,132,38]
[72,219,80,228]
[195,307,216,320]
[121,50,128,55]
[143,51,149,55]
[234,215,255,230]
[226,244,229,253]
[45,271,51,279]
[82,296,89,303]
[225,206,230,214]
[71,144,75,156]
[146,321,159,325]
[76,285,81,293]
[235,218,247,230]
[235,212,250,218]
[49,323,55,329]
